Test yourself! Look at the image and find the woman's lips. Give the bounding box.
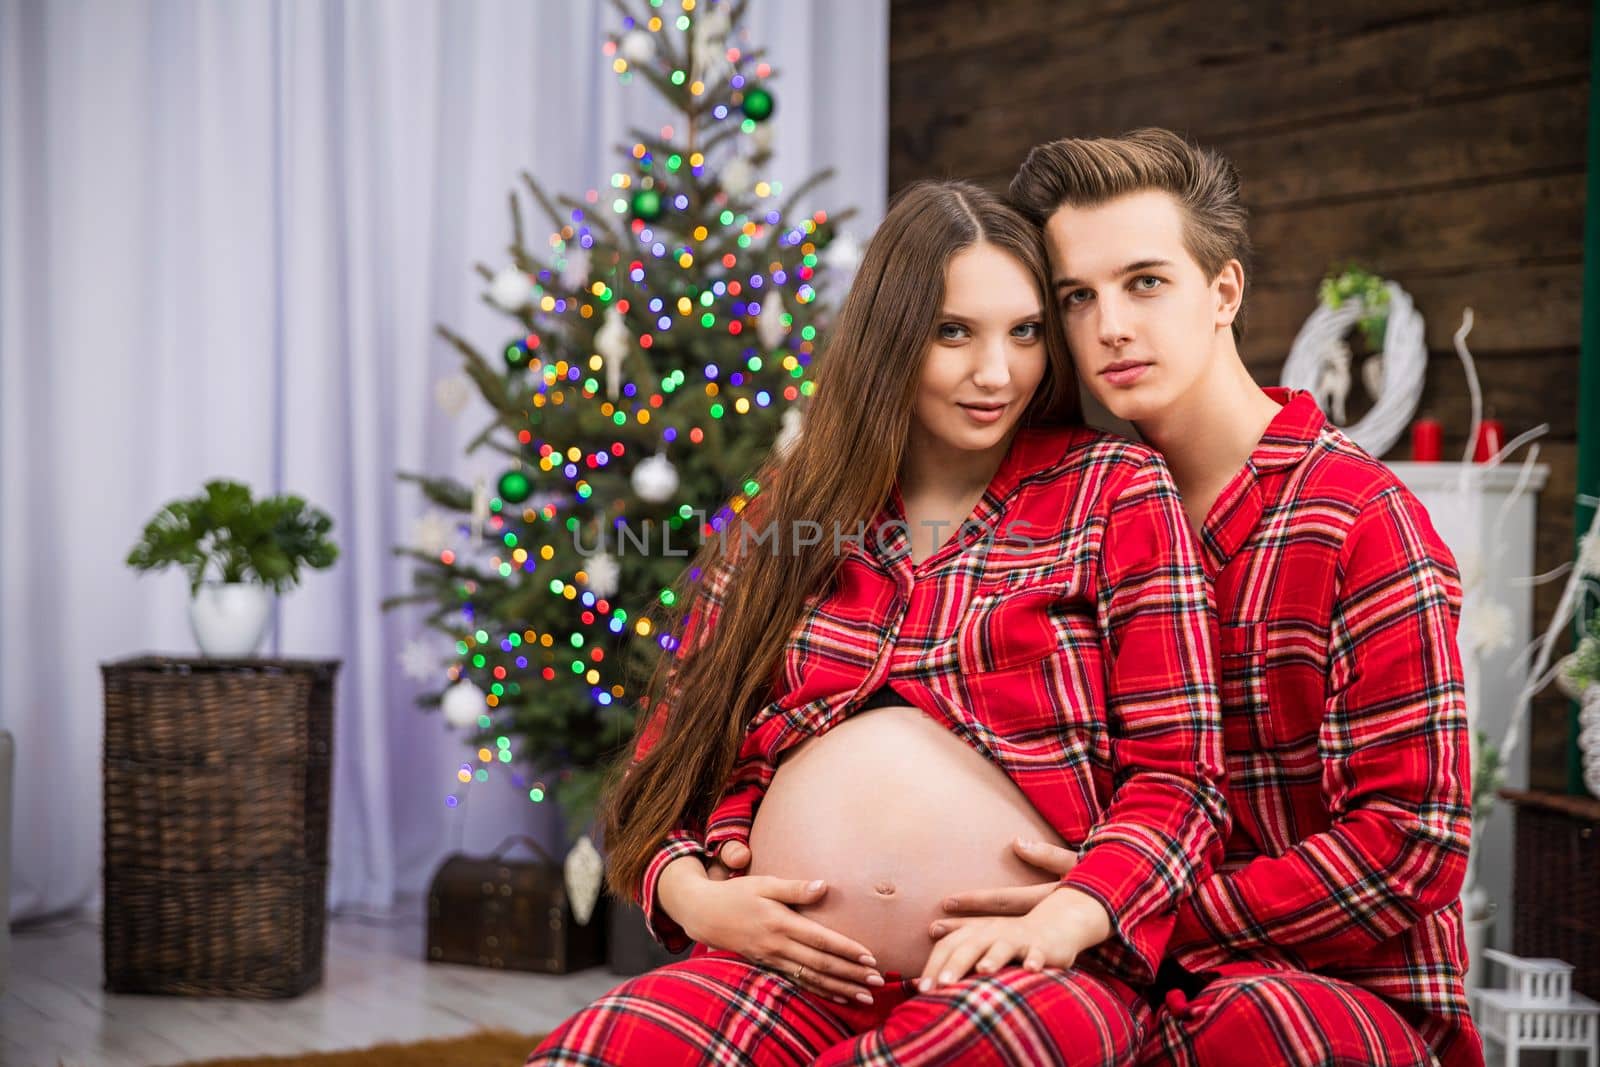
[958,402,1007,424]
[1100,362,1152,387]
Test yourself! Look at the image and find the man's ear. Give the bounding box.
[1213,260,1245,328]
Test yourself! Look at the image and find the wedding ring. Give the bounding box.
[792,964,806,982]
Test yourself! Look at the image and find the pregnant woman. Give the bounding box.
[528,181,1228,1066]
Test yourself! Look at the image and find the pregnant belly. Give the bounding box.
[745,704,1070,977]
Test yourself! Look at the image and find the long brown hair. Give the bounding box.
[601,180,1083,899]
[1009,127,1252,340]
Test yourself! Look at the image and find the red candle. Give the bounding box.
[1410,417,1443,462]
[1473,418,1506,463]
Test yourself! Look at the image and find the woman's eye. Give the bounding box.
[1133,276,1164,292]
[1011,322,1041,341]
[937,323,969,341]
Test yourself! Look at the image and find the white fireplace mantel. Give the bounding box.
[1387,459,1549,959]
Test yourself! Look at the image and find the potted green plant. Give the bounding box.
[126,479,339,656]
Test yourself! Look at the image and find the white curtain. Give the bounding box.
[0,0,887,923]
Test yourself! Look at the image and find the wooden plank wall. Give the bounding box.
[890,0,1590,788]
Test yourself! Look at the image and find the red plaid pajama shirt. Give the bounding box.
[1147,388,1482,1067]
[567,427,1227,1065]
[638,425,1229,991]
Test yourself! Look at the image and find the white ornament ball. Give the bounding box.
[489,266,532,311]
[619,29,656,65]
[631,452,680,503]
[721,158,754,195]
[441,678,487,729]
[434,375,471,416]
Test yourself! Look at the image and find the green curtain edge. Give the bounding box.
[1570,0,1600,793]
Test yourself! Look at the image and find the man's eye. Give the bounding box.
[1134,276,1164,292]
[937,323,969,341]
[1012,322,1041,340]
[1064,290,1092,306]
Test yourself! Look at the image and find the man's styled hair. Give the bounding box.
[1009,127,1251,340]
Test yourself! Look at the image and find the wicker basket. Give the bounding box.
[1502,788,1600,999]
[101,655,338,997]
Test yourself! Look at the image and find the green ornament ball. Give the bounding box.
[498,470,532,503]
[630,188,663,221]
[503,341,528,371]
[741,87,775,122]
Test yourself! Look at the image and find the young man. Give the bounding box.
[987,128,1482,1066]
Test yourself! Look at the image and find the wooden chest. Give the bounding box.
[426,834,606,974]
[1503,788,1600,998]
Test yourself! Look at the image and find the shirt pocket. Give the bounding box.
[1218,621,1271,752]
[958,562,1079,674]
[1218,621,1320,749]
[956,564,1094,738]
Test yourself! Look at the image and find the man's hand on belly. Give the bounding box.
[916,885,1112,993]
[713,838,752,875]
[930,837,1080,930]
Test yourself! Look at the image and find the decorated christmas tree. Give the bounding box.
[385,0,858,843]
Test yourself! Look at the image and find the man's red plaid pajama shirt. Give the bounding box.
[1138,389,1482,1067]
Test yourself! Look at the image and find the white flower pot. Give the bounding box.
[188,582,273,657]
[1460,829,1494,992]
[1462,912,1492,992]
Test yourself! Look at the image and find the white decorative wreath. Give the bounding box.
[1280,280,1427,457]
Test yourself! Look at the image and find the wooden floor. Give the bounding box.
[0,900,626,1067]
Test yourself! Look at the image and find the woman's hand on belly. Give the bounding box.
[680,871,886,1005]
[916,885,1113,993]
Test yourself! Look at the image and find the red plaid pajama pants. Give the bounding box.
[527,943,1149,1065]
[1135,963,1439,1067]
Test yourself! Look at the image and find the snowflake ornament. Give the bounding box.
[410,510,457,556]
[399,636,444,683]
[1461,596,1514,655]
[582,551,621,599]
